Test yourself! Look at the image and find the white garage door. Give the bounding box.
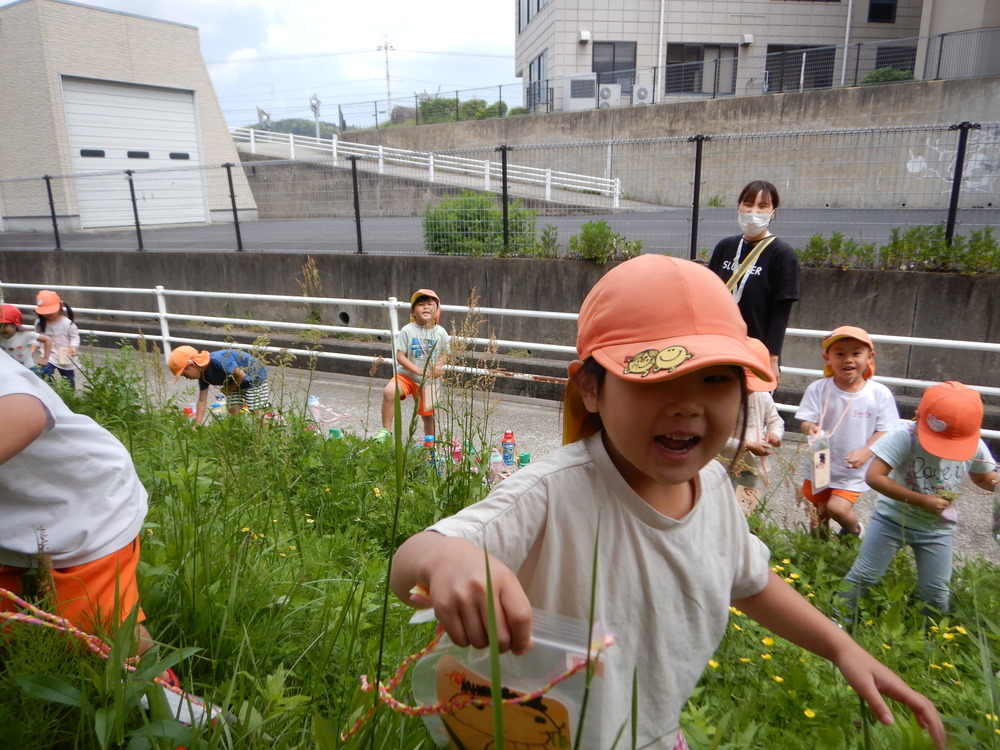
[62,77,207,228]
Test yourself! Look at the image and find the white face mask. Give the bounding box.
[737,210,772,236]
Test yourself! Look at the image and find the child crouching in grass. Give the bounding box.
[390,256,945,749]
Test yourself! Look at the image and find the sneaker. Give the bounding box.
[838,521,864,539]
[140,667,222,729]
[374,427,391,443]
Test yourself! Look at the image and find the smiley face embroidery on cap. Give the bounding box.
[623,346,693,377]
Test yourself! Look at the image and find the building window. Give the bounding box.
[526,50,549,112]
[868,0,897,22]
[764,45,836,92]
[518,0,549,33]
[664,44,738,95]
[593,41,637,93]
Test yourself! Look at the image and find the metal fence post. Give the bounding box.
[223,163,244,252]
[43,175,62,251]
[124,170,144,252]
[496,145,510,250]
[348,156,364,254]
[688,134,709,261]
[945,121,980,245]
[154,284,172,361]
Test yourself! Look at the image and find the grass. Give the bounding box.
[3,343,1000,749]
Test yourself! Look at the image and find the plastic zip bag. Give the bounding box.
[410,608,610,749]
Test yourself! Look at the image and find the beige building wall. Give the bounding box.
[0,0,250,221]
[515,0,972,111]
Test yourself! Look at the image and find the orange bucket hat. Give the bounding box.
[35,290,62,316]
[744,337,776,393]
[563,255,773,444]
[915,381,983,461]
[0,304,24,327]
[410,288,441,323]
[168,346,211,382]
[821,325,876,379]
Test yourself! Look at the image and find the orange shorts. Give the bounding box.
[0,536,145,636]
[800,480,862,507]
[391,373,435,416]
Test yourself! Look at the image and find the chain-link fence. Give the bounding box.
[1,121,997,257]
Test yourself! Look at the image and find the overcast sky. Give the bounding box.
[86,0,518,128]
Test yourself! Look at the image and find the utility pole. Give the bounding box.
[309,94,321,140]
[377,35,394,121]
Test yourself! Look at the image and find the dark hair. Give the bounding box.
[737,180,780,212]
[36,302,74,333]
[564,358,751,475]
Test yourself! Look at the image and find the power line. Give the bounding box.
[206,47,512,65]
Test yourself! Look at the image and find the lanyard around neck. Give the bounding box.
[727,235,776,303]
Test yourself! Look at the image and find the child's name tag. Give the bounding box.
[810,435,831,491]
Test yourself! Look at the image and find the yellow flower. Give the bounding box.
[325,488,330,492]
[865,619,873,626]
[708,659,719,669]
[955,625,967,635]
[739,657,751,663]
[995,728,1000,736]
[762,637,775,646]
[806,592,815,598]
[929,625,940,633]
[306,518,315,523]
[942,662,954,668]
[985,713,998,722]
[943,632,955,640]
[732,623,744,631]
[289,545,296,551]
[374,486,382,497]
[729,606,744,616]
[773,675,784,683]
[278,552,286,557]
[804,708,816,719]
[241,527,250,532]
[790,572,800,580]
[930,664,942,669]
[772,565,785,572]
[784,576,794,583]
[762,654,772,660]
[782,558,791,564]
[881,643,891,650]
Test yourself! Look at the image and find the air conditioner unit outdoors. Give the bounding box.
[564,73,598,112]
[597,83,621,108]
[633,73,653,105]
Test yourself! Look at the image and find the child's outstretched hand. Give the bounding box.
[391,531,533,655]
[766,432,782,448]
[833,647,947,749]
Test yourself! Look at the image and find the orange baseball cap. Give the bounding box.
[0,304,23,327]
[745,337,776,393]
[35,290,62,315]
[563,255,772,443]
[822,325,876,379]
[168,345,210,382]
[410,289,441,323]
[915,381,983,461]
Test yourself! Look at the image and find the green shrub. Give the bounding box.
[566,220,642,264]
[858,66,915,85]
[423,190,537,257]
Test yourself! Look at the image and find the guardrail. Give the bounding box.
[231,128,623,207]
[2,280,998,439]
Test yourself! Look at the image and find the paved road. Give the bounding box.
[3,208,998,257]
[144,360,1000,567]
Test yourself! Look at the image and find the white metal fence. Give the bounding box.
[2,280,997,439]
[231,128,623,207]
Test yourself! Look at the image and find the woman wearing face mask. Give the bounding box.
[708,180,801,381]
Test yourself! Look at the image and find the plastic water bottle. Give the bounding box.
[517,452,531,468]
[501,430,517,466]
[424,434,436,465]
[328,428,342,440]
[487,450,505,484]
[182,405,195,419]
[307,394,323,424]
[451,438,463,465]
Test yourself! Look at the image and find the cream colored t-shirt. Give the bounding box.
[429,432,771,748]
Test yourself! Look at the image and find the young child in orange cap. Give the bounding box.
[0,304,51,371]
[839,381,998,615]
[390,256,945,750]
[375,289,450,443]
[795,326,899,537]
[34,290,80,388]
[168,345,270,425]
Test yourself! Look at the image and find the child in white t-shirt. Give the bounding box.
[34,289,81,388]
[795,326,899,537]
[390,257,944,750]
[840,381,998,615]
[376,289,450,443]
[719,337,784,511]
[0,304,50,370]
